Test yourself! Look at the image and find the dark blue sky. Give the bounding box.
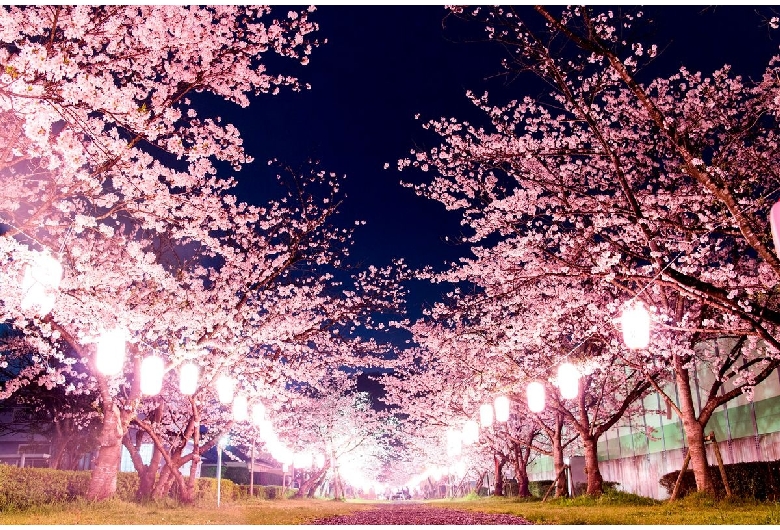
[223,5,778,322]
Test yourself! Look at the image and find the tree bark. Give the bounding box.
[674,355,714,495]
[86,401,123,501]
[582,435,603,496]
[492,454,505,496]
[551,415,567,498]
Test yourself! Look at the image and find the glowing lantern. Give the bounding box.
[479,403,494,428]
[95,328,126,375]
[216,374,235,404]
[282,463,289,473]
[232,394,248,422]
[462,420,479,445]
[446,428,462,457]
[315,453,325,468]
[252,402,266,426]
[771,201,780,259]
[293,451,313,469]
[557,362,580,400]
[527,381,546,413]
[20,251,62,316]
[621,302,650,349]
[494,395,510,422]
[179,362,199,395]
[140,356,164,395]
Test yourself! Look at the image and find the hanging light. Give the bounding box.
[140,356,164,395]
[232,394,248,422]
[527,381,546,413]
[771,201,780,259]
[179,362,199,395]
[95,328,126,375]
[557,363,581,400]
[446,427,462,457]
[216,374,235,405]
[621,302,650,349]
[315,453,325,468]
[462,420,479,445]
[494,395,510,422]
[20,251,62,316]
[252,402,266,426]
[479,403,494,428]
[293,451,313,469]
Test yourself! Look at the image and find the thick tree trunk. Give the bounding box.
[86,402,123,501]
[582,435,603,496]
[551,417,567,498]
[675,356,714,495]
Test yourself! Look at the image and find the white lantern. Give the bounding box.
[179,362,199,395]
[494,395,510,422]
[479,403,494,428]
[282,463,289,473]
[527,381,546,413]
[557,362,580,400]
[232,394,248,422]
[771,201,780,259]
[216,374,235,405]
[251,402,266,426]
[218,435,230,449]
[95,328,126,375]
[293,451,313,469]
[140,356,164,396]
[446,428,462,457]
[21,251,62,316]
[314,452,325,468]
[621,302,650,349]
[462,420,479,445]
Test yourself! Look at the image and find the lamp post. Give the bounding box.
[216,435,229,507]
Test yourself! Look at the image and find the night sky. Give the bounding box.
[213,6,779,384]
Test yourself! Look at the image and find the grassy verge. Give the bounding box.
[0,497,376,525]
[426,492,780,525]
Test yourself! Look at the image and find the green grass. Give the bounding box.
[0,497,376,525]
[2,494,780,525]
[426,493,780,525]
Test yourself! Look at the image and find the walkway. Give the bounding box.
[311,503,533,525]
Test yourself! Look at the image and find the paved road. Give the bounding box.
[311,503,533,525]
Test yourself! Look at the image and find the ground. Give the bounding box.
[311,502,533,525]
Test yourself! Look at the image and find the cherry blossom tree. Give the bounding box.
[397,5,780,495]
[0,5,406,503]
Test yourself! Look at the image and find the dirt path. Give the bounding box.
[310,502,533,525]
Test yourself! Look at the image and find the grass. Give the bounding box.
[2,493,780,525]
[0,497,376,525]
[426,492,780,525]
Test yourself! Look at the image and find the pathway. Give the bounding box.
[310,503,533,525]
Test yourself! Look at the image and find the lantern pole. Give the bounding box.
[250,439,255,497]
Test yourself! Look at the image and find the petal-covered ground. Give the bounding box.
[311,503,533,525]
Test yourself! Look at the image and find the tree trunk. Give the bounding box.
[492,454,504,496]
[675,355,714,495]
[86,402,123,501]
[551,416,567,498]
[582,434,603,496]
[513,449,531,497]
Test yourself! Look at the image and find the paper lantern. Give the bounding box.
[232,394,248,422]
[527,381,546,413]
[315,453,325,468]
[771,201,780,259]
[20,251,62,316]
[293,451,313,469]
[557,362,580,400]
[446,428,462,457]
[479,403,494,428]
[95,328,126,375]
[494,395,510,422]
[179,362,199,395]
[621,302,650,349]
[140,356,164,395]
[216,374,235,404]
[252,402,266,426]
[462,420,479,445]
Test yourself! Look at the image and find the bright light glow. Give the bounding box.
[431,466,443,481]
[454,460,467,478]
[315,453,325,468]
[282,463,289,473]
[494,395,510,422]
[96,328,126,375]
[479,403,494,428]
[179,362,199,395]
[771,201,780,259]
[621,301,650,349]
[462,420,479,445]
[293,451,313,469]
[20,251,62,316]
[140,356,164,395]
[557,362,580,400]
[218,435,229,449]
[232,394,248,422]
[527,381,546,413]
[216,374,234,404]
[251,402,266,426]
[446,428,462,457]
